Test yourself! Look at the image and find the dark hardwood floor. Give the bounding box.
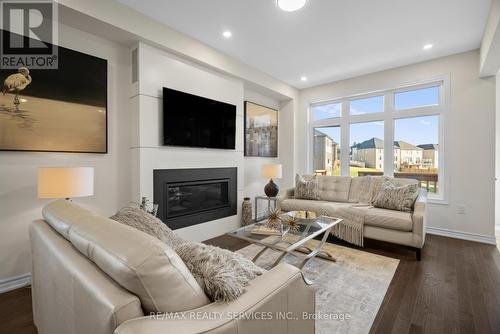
[206,234,500,334]
[0,285,35,334]
[1,234,499,334]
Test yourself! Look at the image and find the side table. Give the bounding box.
[254,196,278,222]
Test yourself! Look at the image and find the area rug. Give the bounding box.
[236,240,399,334]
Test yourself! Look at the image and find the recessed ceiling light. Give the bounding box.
[300,76,308,81]
[277,0,307,12]
[222,30,232,38]
[423,44,433,50]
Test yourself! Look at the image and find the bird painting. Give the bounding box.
[2,67,32,111]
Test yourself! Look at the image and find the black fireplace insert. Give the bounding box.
[154,168,237,229]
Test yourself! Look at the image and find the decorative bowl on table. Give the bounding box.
[280,210,318,221]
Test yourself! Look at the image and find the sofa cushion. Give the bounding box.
[43,200,210,313]
[280,198,353,217]
[175,242,266,302]
[42,200,98,239]
[373,181,419,212]
[350,206,413,232]
[318,176,352,202]
[295,174,319,200]
[110,207,186,249]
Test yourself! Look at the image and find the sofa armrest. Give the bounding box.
[114,263,315,334]
[277,188,295,207]
[412,189,427,248]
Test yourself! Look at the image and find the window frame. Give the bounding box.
[307,76,449,203]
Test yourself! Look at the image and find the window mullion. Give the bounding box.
[340,102,350,176]
[384,94,394,176]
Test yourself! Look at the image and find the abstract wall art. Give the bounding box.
[244,101,278,157]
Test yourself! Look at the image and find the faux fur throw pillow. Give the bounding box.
[373,181,419,212]
[175,242,266,303]
[111,207,266,303]
[110,207,186,249]
[295,174,319,200]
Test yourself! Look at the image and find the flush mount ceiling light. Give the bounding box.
[222,30,232,38]
[423,44,433,50]
[276,0,307,12]
[300,76,308,81]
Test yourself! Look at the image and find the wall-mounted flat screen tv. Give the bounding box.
[163,87,236,149]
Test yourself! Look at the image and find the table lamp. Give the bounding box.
[261,164,282,197]
[38,167,94,200]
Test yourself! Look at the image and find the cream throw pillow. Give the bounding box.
[295,174,319,200]
[373,181,419,212]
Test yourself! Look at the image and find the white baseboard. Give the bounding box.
[427,226,497,245]
[0,273,31,294]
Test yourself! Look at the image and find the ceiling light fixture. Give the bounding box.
[222,30,232,38]
[300,76,308,82]
[277,0,307,12]
[423,44,433,50]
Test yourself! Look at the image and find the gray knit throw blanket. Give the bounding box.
[331,206,368,247]
[330,176,384,247]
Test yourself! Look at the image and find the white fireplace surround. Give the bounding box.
[130,43,285,241]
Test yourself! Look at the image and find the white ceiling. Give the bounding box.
[116,0,491,89]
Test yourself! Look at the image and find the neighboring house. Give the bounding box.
[418,144,439,168]
[314,129,339,174]
[394,141,423,168]
[351,138,426,170]
[351,138,384,170]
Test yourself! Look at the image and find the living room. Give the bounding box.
[0,0,499,333]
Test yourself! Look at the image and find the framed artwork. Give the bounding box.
[244,101,278,157]
[0,30,108,153]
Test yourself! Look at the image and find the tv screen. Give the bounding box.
[163,87,236,149]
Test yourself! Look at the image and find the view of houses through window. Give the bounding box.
[311,82,443,196]
[313,126,340,176]
[350,121,384,176]
[394,115,439,193]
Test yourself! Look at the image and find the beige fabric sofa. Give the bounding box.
[30,200,315,334]
[277,176,427,260]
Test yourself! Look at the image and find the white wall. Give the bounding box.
[298,51,496,242]
[242,89,296,218]
[0,24,131,280]
[480,0,500,76]
[57,0,297,100]
[496,70,500,229]
[131,43,246,241]
[243,90,281,204]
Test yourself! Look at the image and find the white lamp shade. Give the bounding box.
[38,167,94,199]
[261,164,282,179]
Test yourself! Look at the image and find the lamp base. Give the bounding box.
[264,179,279,197]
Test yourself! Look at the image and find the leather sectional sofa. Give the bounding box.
[30,200,315,334]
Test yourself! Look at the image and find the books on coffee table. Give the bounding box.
[251,224,288,236]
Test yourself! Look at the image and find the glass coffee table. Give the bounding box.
[228,214,342,274]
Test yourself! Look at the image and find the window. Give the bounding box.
[309,79,446,200]
[394,86,439,110]
[312,103,341,121]
[313,126,340,176]
[394,116,439,193]
[350,96,384,115]
[350,121,384,176]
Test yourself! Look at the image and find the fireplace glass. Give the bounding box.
[166,180,229,218]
